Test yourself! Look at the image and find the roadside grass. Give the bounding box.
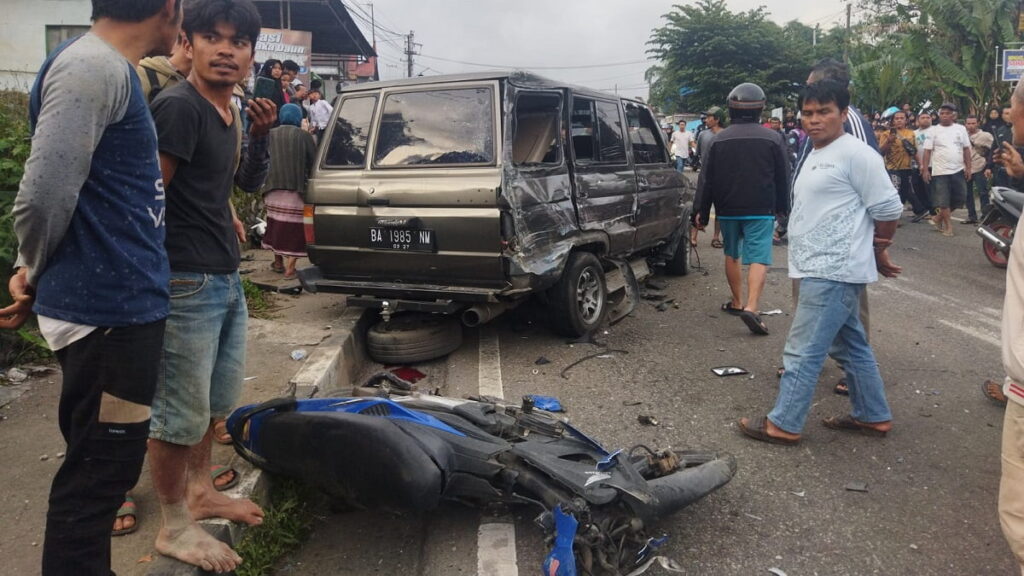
[235,477,320,576]
[242,277,276,320]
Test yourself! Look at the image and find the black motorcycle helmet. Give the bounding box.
[727,82,766,120]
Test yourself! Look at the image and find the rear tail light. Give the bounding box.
[303,205,315,244]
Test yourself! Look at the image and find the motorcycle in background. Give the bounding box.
[977,186,1023,269]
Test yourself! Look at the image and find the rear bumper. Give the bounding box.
[297,266,525,306]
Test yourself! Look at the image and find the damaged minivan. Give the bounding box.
[299,71,694,337]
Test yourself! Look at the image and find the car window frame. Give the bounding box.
[593,98,629,166]
[511,90,565,170]
[320,93,380,171]
[624,101,670,166]
[369,83,499,170]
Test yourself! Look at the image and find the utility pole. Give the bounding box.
[368,2,375,48]
[844,2,852,63]
[813,24,819,47]
[405,30,417,78]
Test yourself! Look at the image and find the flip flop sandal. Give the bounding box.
[270,262,285,273]
[112,495,138,536]
[983,379,1009,405]
[738,416,800,445]
[211,464,239,491]
[711,238,723,249]
[834,379,850,396]
[720,301,743,316]
[213,419,232,445]
[821,415,889,437]
[740,310,769,335]
[776,367,785,379]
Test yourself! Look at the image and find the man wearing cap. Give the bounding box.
[694,83,790,335]
[921,102,971,236]
[693,106,725,248]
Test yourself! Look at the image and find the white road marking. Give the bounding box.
[478,325,504,399]
[938,319,1001,347]
[874,280,942,304]
[476,327,519,576]
[980,306,1003,320]
[973,314,1002,330]
[477,522,519,576]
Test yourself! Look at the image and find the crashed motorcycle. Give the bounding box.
[977,186,1022,269]
[227,383,736,576]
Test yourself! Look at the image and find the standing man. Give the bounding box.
[694,83,790,335]
[911,110,936,222]
[990,105,1015,188]
[0,1,181,574]
[146,0,275,571]
[670,119,694,172]
[692,106,725,249]
[921,102,971,236]
[879,110,929,219]
[306,88,333,141]
[995,80,1024,576]
[739,80,902,445]
[964,114,994,224]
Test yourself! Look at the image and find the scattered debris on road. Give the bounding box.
[290,349,307,361]
[535,356,551,365]
[560,349,628,379]
[638,414,659,426]
[844,482,869,493]
[712,366,749,376]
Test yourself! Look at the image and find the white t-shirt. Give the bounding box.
[671,129,693,158]
[923,123,970,176]
[789,134,903,284]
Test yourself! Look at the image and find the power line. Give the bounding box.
[417,53,650,70]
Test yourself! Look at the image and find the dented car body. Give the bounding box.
[299,71,693,334]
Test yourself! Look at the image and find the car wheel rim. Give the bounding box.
[576,266,603,324]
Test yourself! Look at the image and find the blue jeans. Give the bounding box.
[768,278,891,434]
[150,271,247,446]
[675,156,686,172]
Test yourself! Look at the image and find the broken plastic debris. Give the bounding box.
[6,368,28,382]
[535,356,551,365]
[390,366,426,383]
[623,400,642,407]
[542,506,578,576]
[768,569,788,576]
[711,366,749,377]
[290,349,307,361]
[637,414,659,426]
[761,309,784,316]
[844,482,869,493]
[244,376,257,381]
[527,394,564,412]
[790,490,805,497]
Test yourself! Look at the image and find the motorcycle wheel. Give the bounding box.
[983,222,1013,269]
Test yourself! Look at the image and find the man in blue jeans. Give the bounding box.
[739,80,903,444]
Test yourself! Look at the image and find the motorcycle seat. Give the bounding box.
[1000,188,1024,212]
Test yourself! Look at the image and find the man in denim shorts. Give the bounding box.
[921,102,971,237]
[694,82,790,335]
[146,0,276,571]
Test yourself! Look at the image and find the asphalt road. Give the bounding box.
[280,211,1014,576]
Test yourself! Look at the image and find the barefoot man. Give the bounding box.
[147,0,275,571]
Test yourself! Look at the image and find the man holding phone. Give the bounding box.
[879,110,928,219]
[146,0,275,571]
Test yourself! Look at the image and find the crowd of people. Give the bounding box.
[1,1,1024,574]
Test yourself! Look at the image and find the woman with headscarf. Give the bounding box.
[983,106,1005,136]
[257,58,287,112]
[261,103,317,278]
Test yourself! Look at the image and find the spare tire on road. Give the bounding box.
[367,313,464,364]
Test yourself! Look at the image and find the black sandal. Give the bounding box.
[738,416,800,445]
[740,310,769,335]
[834,378,849,396]
[721,301,743,316]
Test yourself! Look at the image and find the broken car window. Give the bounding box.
[595,100,627,164]
[570,97,596,163]
[324,95,377,168]
[513,93,563,166]
[625,103,668,165]
[373,88,495,167]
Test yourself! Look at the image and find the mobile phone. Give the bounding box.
[253,76,278,101]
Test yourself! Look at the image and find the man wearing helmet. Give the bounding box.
[693,82,790,335]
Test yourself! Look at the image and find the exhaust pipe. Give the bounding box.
[977,225,1011,255]
[462,301,519,327]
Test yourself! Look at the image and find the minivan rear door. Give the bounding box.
[310,81,506,288]
[567,94,638,256]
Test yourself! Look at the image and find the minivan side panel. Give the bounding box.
[626,102,691,248]
[499,87,578,283]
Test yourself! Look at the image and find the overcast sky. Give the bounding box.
[350,0,853,97]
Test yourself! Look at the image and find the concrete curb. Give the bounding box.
[146,306,374,576]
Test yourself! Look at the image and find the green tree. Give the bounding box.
[857,0,1019,113]
[647,0,816,113]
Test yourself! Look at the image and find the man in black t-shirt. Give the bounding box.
[146,0,276,572]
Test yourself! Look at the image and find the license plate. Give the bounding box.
[369,227,436,252]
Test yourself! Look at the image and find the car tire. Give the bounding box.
[664,223,691,276]
[548,252,607,337]
[366,313,463,364]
